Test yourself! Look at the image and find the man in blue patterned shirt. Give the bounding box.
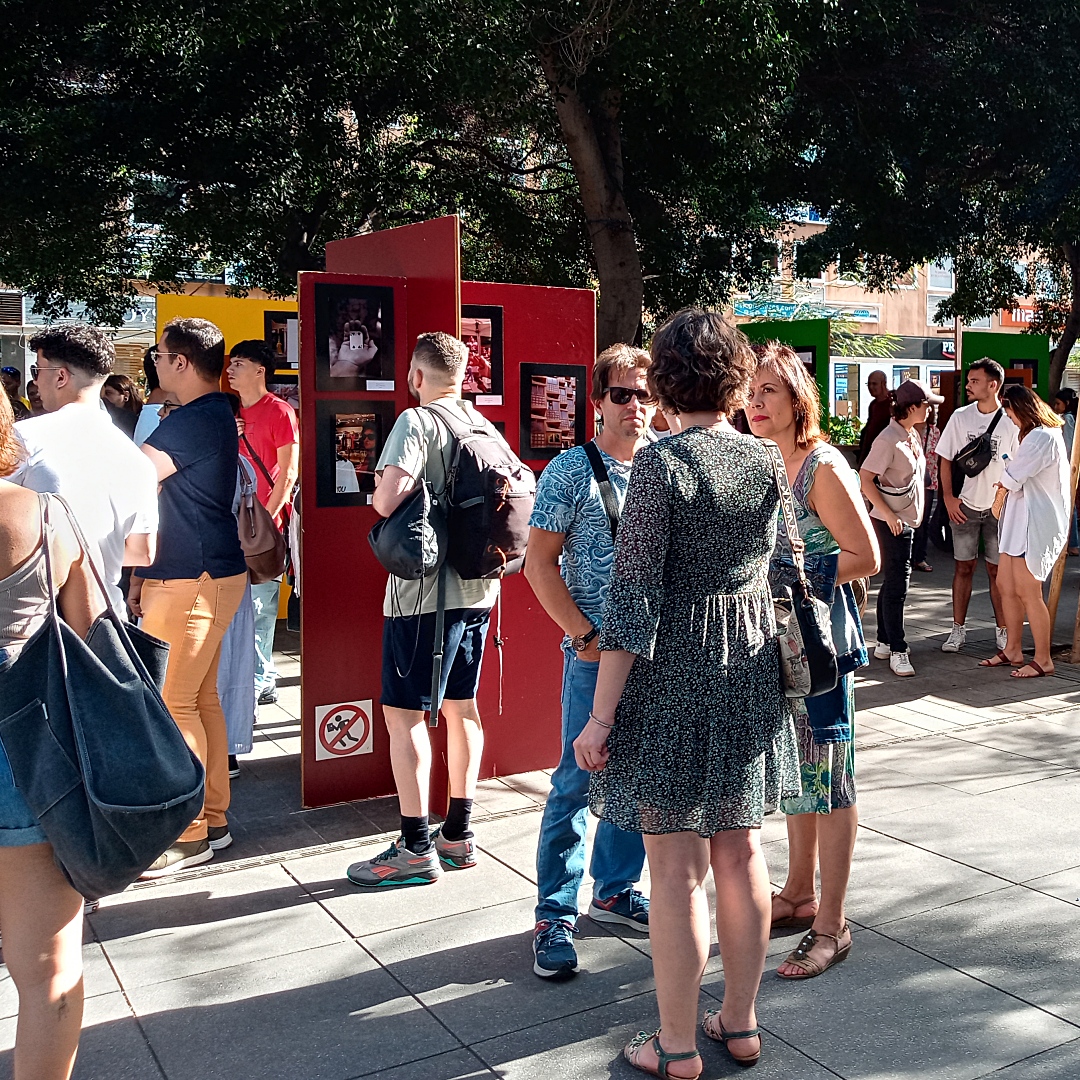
[525,343,656,980]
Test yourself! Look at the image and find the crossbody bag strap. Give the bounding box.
[49,493,119,612]
[763,442,812,594]
[986,408,1003,438]
[241,434,291,527]
[584,441,621,544]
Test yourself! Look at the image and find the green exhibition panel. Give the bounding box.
[960,330,1052,399]
[740,318,831,406]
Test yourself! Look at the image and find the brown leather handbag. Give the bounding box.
[237,463,285,584]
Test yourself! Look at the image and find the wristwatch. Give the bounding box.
[571,626,599,652]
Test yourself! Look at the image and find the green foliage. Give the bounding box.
[821,411,860,447]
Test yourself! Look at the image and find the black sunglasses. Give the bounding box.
[603,386,657,406]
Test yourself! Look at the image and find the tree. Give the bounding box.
[786,0,1080,391]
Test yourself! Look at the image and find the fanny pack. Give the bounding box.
[953,408,1003,479]
[873,474,918,514]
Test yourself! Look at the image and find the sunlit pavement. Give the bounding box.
[4,554,1080,1079]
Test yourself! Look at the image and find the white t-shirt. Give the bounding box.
[11,402,159,614]
[936,402,1020,512]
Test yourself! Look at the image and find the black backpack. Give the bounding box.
[425,402,536,579]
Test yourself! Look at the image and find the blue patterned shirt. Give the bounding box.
[529,443,633,650]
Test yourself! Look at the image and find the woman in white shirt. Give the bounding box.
[981,385,1070,677]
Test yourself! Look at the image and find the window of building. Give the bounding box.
[927,293,951,326]
[927,259,954,291]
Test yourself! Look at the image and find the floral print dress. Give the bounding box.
[590,427,801,836]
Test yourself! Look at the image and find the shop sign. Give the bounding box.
[314,700,374,761]
[1000,305,1036,328]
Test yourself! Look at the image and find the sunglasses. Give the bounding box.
[149,347,185,365]
[29,363,61,380]
[603,386,657,406]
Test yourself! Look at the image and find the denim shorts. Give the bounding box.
[0,647,48,847]
[952,503,1000,564]
[380,608,492,711]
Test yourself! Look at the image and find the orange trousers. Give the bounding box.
[141,573,248,842]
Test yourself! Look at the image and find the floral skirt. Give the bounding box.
[781,673,857,815]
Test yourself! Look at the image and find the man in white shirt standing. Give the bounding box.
[935,358,1020,653]
[11,326,159,615]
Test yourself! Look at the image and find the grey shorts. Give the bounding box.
[952,502,1000,564]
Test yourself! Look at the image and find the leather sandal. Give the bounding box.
[1011,660,1052,678]
[978,651,1018,668]
[771,892,817,930]
[624,1030,702,1079]
[701,1010,761,1068]
[777,925,852,980]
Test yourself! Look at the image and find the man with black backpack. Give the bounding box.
[936,358,1020,653]
[523,344,655,980]
[347,332,522,887]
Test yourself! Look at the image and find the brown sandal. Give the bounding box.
[770,892,817,930]
[776,925,852,980]
[978,651,1018,668]
[1011,661,1052,678]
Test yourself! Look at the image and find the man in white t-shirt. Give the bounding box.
[935,358,1020,653]
[11,326,159,615]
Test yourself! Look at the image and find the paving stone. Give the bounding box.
[857,735,1069,794]
[128,941,457,1080]
[748,927,1077,1080]
[875,884,1080,1024]
[472,778,542,816]
[497,771,552,805]
[856,760,960,817]
[0,937,120,1021]
[1022,864,1080,907]
[91,864,350,989]
[285,839,535,937]
[974,1038,1080,1079]
[946,716,1080,769]
[356,1048,494,1079]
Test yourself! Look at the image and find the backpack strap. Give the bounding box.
[427,564,448,728]
[583,441,621,545]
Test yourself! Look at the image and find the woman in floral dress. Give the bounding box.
[747,342,879,981]
[574,309,801,1077]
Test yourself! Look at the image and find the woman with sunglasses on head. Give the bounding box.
[980,384,1070,677]
[747,342,879,981]
[0,391,104,1079]
[574,309,801,1077]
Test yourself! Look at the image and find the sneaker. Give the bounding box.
[228,754,240,778]
[207,825,233,851]
[941,624,966,652]
[589,889,650,933]
[431,826,477,870]
[83,898,100,915]
[346,838,442,887]
[140,839,213,879]
[996,626,1009,651]
[890,650,916,677]
[533,919,578,979]
[257,686,278,706]
[873,642,891,660]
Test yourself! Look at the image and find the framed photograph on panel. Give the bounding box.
[460,305,504,403]
[314,282,396,392]
[266,371,299,413]
[315,399,397,507]
[264,310,299,369]
[519,364,587,461]
[794,346,816,376]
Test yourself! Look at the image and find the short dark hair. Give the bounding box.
[412,332,468,380]
[229,339,277,379]
[648,308,755,415]
[143,348,160,392]
[28,325,114,379]
[163,317,225,380]
[892,398,916,422]
[968,357,1005,386]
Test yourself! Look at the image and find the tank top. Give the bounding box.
[0,494,52,661]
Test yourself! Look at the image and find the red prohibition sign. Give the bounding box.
[318,704,371,757]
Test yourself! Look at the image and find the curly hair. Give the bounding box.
[28,324,114,379]
[0,391,20,477]
[751,340,822,449]
[648,308,755,416]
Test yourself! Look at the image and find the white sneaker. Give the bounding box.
[941,624,966,653]
[890,651,916,677]
[996,627,1008,651]
[873,642,892,660]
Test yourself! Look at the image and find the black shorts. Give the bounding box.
[381,608,492,711]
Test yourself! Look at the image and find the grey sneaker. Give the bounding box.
[207,825,233,851]
[890,650,916,677]
[941,624,966,652]
[873,642,891,660]
[346,838,442,887]
[432,826,477,869]
[140,839,213,879]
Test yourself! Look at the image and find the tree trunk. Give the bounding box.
[537,45,643,350]
[1049,240,1080,394]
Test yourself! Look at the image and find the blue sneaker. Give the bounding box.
[532,919,578,979]
[589,889,650,933]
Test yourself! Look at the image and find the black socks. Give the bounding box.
[401,815,432,854]
[441,797,474,842]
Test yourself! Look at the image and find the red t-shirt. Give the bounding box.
[239,392,299,522]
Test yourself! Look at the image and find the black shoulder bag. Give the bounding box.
[584,441,621,543]
[952,408,1003,480]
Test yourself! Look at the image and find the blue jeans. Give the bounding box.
[251,578,282,694]
[534,651,645,924]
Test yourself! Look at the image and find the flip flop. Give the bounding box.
[1011,660,1052,679]
[978,651,1019,669]
[701,1011,762,1068]
[770,892,817,930]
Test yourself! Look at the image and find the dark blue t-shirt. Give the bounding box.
[137,392,248,581]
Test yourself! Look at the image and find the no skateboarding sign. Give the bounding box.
[314,700,374,761]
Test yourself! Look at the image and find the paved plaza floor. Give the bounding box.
[5,554,1080,1079]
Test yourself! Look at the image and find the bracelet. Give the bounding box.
[588,713,614,730]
